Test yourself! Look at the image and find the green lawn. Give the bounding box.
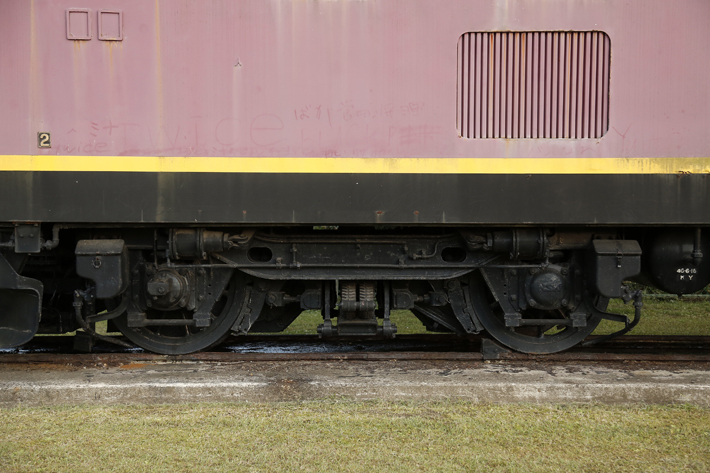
[6,302,709,472]
[58,297,710,340]
[596,299,710,336]
[1,402,708,473]
[268,298,710,336]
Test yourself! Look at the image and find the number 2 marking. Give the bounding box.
[37,132,51,148]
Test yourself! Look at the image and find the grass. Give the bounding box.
[47,297,710,339]
[0,402,708,472]
[269,309,429,335]
[7,301,710,472]
[596,299,710,336]
[265,298,710,336]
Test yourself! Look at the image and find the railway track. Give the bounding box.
[1,334,709,366]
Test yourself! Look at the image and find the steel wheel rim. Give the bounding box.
[113,272,246,355]
[468,271,602,354]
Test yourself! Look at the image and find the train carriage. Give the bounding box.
[0,0,709,354]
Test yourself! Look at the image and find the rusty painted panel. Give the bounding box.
[0,0,707,159]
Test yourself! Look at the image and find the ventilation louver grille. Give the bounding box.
[457,32,610,139]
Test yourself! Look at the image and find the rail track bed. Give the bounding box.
[1,334,709,367]
[2,334,710,408]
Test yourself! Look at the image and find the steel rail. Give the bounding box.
[1,334,709,366]
[0,351,709,366]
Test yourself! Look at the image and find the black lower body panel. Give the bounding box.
[0,171,707,225]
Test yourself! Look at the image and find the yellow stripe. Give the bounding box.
[0,155,709,174]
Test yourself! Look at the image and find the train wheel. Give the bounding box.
[468,271,603,354]
[112,272,247,355]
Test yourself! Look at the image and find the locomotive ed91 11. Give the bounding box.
[0,0,708,354]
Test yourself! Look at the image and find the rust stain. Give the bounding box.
[488,34,495,136]
[29,0,42,127]
[155,0,164,149]
[73,37,83,69]
[0,362,79,372]
[72,33,86,129]
[504,137,512,157]
[119,362,149,370]
[520,33,526,137]
[107,41,114,76]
